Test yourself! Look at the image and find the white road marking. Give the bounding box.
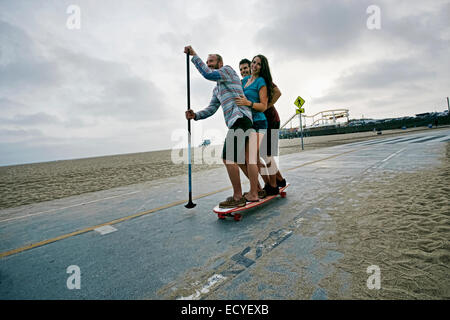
[435,135,450,142]
[94,225,118,235]
[177,274,227,300]
[381,147,406,162]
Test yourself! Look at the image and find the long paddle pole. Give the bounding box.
[185,53,196,209]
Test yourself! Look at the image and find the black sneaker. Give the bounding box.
[277,178,286,188]
[264,183,279,196]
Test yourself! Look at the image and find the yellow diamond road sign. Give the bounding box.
[294,96,305,108]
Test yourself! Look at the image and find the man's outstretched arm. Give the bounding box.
[184,45,225,82]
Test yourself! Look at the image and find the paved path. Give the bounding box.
[1,128,449,299]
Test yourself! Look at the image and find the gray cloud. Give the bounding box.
[331,57,437,91]
[285,2,450,117]
[312,52,448,118]
[0,98,30,115]
[158,14,227,51]
[0,112,62,126]
[0,128,45,143]
[52,47,166,122]
[1,19,166,124]
[0,20,61,90]
[256,0,371,59]
[256,0,450,61]
[380,1,450,55]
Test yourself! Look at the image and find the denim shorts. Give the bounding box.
[222,116,253,164]
[263,121,280,156]
[253,119,268,132]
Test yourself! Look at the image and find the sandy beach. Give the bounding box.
[309,142,450,299]
[0,126,448,210]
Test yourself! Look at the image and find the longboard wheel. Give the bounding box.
[218,213,226,220]
[280,191,286,198]
[233,214,242,221]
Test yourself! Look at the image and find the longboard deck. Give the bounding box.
[213,184,289,221]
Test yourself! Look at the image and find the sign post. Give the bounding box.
[447,97,449,117]
[294,96,305,150]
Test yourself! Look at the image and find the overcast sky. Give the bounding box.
[0,0,449,166]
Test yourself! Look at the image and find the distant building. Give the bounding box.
[415,112,431,117]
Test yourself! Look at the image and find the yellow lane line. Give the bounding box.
[0,146,366,259]
[0,187,235,259]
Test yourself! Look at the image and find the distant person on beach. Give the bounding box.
[184,45,260,208]
[237,57,286,196]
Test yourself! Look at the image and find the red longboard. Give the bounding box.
[213,184,289,221]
